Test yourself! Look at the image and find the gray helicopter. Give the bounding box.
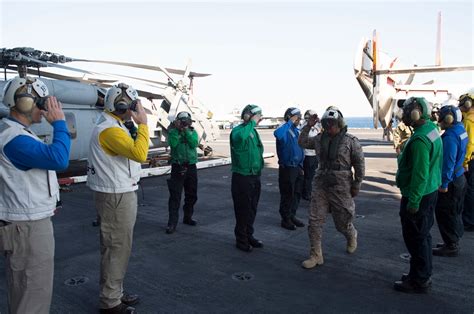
[0,47,220,174]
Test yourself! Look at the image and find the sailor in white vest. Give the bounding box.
[87,83,149,314]
[0,76,70,314]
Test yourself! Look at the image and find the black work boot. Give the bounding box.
[291,216,305,227]
[166,224,176,234]
[249,237,264,248]
[121,293,140,306]
[236,242,253,252]
[183,217,197,226]
[393,277,432,294]
[281,219,296,230]
[99,303,136,313]
[432,243,459,257]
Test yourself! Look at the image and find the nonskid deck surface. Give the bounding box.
[1,129,473,313]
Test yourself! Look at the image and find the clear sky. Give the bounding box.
[1,0,473,117]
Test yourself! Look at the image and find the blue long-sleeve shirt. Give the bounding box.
[4,118,71,171]
[440,123,468,189]
[274,120,304,167]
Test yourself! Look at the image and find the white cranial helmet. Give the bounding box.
[321,108,345,128]
[3,76,49,109]
[104,83,138,112]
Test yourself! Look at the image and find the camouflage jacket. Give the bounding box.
[299,126,365,191]
[393,121,412,150]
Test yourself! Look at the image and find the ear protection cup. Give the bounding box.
[438,105,462,128]
[15,96,36,113]
[462,98,472,109]
[242,112,251,122]
[459,94,473,110]
[443,114,454,125]
[410,109,421,122]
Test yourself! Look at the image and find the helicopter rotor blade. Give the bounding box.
[19,55,97,75]
[5,66,164,100]
[103,72,168,87]
[72,59,177,85]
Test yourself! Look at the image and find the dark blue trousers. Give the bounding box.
[278,166,303,220]
[167,163,198,226]
[400,190,438,284]
[462,160,474,228]
[435,174,466,245]
[232,173,261,246]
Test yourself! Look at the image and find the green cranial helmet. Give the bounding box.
[402,97,431,122]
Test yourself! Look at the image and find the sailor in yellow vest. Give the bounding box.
[458,92,474,232]
[87,83,149,313]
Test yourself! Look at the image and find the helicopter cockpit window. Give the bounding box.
[95,89,106,108]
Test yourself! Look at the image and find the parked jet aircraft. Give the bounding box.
[0,47,220,172]
[354,12,474,136]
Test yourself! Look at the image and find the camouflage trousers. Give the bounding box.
[307,181,357,247]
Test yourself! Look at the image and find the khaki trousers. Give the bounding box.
[0,217,54,314]
[95,191,137,309]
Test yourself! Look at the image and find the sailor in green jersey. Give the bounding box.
[394,97,442,294]
[166,111,199,234]
[230,104,264,252]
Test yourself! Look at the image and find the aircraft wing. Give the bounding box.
[376,64,474,75]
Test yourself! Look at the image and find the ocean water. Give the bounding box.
[345,117,374,129]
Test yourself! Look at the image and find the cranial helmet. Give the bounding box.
[438,105,462,126]
[2,76,49,113]
[176,111,195,122]
[104,83,138,113]
[321,108,345,128]
[304,109,317,120]
[284,107,301,122]
[458,93,474,110]
[402,97,430,123]
[325,105,341,111]
[241,104,262,121]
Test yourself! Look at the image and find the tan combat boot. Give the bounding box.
[301,245,324,269]
[347,230,358,254]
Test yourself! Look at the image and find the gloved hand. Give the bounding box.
[407,207,418,215]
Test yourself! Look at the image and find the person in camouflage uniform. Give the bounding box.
[298,107,365,269]
[393,120,413,155]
